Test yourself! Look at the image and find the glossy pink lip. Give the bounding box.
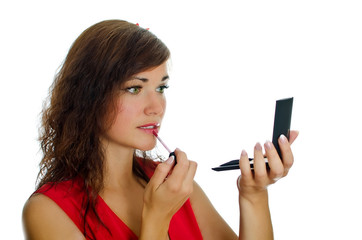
[137,123,160,135]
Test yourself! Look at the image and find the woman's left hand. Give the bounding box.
[237,130,299,199]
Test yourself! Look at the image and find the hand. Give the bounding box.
[237,130,299,199]
[142,149,197,225]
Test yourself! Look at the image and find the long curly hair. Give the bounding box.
[36,19,170,237]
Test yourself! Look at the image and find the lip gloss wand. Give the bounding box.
[152,130,177,163]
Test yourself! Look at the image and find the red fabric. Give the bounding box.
[36,161,203,239]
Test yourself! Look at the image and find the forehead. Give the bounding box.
[128,62,169,82]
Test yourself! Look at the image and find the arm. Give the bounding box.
[188,131,298,240]
[189,181,238,239]
[238,182,273,240]
[140,149,198,240]
[22,194,86,240]
[237,131,298,240]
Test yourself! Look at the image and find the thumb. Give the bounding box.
[289,130,299,145]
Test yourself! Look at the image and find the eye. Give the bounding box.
[126,86,142,94]
[156,85,169,94]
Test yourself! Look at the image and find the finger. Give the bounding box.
[166,149,190,182]
[279,134,294,175]
[264,141,284,182]
[253,142,268,180]
[288,130,299,145]
[238,150,253,181]
[148,156,175,189]
[183,161,198,188]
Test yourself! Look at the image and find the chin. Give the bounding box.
[137,141,157,152]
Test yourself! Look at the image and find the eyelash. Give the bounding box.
[156,85,169,93]
[125,85,169,95]
[125,86,142,94]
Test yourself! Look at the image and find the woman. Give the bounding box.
[23,19,298,239]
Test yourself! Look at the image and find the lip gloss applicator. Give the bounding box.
[152,130,177,163]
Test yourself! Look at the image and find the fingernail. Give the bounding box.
[237,175,241,190]
[241,149,247,157]
[279,134,288,143]
[255,142,262,151]
[166,155,175,165]
[264,141,272,150]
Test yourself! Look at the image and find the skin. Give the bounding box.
[22,61,299,240]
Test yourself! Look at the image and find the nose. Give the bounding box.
[144,93,165,116]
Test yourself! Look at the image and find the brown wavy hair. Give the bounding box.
[37,19,170,237]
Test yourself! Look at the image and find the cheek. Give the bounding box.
[162,99,167,113]
[114,99,144,127]
[106,108,134,140]
[115,105,136,126]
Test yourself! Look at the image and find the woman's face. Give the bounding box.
[102,62,169,152]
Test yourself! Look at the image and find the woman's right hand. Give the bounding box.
[140,149,198,239]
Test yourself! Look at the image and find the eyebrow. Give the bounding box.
[131,75,169,82]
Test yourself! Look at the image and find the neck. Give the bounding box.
[101,140,139,191]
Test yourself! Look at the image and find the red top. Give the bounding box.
[36,161,203,239]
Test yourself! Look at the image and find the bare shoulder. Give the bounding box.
[189,181,237,240]
[22,193,85,240]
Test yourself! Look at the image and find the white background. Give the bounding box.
[1,0,361,239]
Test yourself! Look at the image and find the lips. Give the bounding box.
[138,123,160,134]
